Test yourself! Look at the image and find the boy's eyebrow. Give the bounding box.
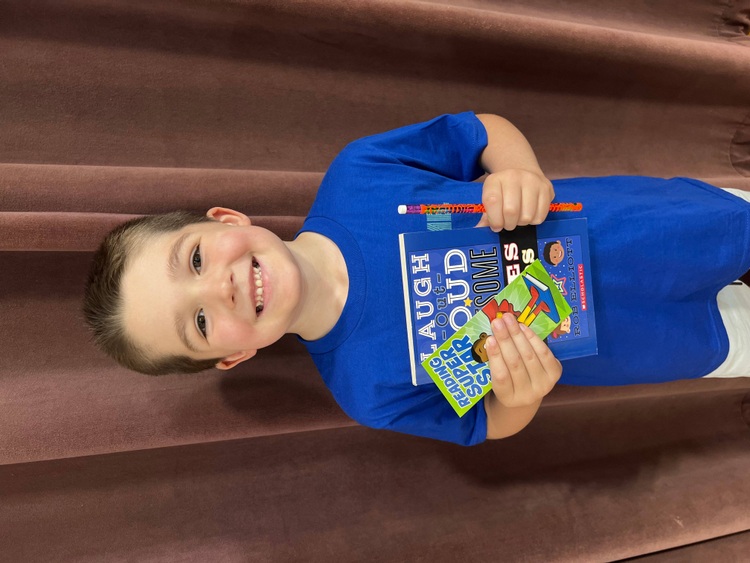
[175,313,200,354]
[168,232,190,282]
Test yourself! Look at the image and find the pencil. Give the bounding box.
[397,202,582,214]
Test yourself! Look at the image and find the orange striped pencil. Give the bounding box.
[397,202,582,214]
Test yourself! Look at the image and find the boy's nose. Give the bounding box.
[201,270,235,308]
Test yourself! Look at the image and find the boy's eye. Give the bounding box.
[191,245,202,273]
[196,309,207,338]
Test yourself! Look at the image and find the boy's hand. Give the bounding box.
[485,314,562,408]
[476,168,554,231]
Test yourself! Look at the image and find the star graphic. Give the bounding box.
[464,297,473,307]
[550,273,567,296]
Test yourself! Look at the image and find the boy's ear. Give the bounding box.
[206,207,252,226]
[215,350,256,371]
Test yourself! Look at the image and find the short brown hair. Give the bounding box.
[83,211,222,375]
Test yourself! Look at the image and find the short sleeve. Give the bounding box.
[373,392,489,446]
[342,112,488,182]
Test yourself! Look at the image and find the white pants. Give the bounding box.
[704,187,750,378]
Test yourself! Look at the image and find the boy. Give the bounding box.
[84,112,750,446]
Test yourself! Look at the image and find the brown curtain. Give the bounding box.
[1,1,749,561]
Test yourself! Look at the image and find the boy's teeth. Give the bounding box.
[253,262,264,313]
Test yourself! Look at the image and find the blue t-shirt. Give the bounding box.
[298,112,750,446]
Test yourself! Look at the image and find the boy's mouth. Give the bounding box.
[252,258,264,314]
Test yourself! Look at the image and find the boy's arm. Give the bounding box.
[475,113,554,232]
[483,314,562,440]
[472,114,560,439]
[484,394,542,439]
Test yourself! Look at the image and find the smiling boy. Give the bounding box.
[84,112,750,446]
[120,208,348,370]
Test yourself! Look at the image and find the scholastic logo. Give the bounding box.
[578,264,587,311]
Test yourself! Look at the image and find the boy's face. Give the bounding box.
[548,241,564,266]
[120,207,303,370]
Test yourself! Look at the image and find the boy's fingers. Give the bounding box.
[484,334,514,402]
[532,195,550,225]
[492,316,533,396]
[532,183,552,224]
[520,322,563,388]
[501,315,548,395]
[475,213,490,228]
[501,184,521,231]
[483,170,555,230]
[486,315,560,407]
[519,182,538,226]
[482,178,505,232]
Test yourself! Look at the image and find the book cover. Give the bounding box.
[399,218,597,386]
[422,260,572,417]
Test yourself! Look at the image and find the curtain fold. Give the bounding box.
[1,0,749,561]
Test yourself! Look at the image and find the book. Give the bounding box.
[399,218,597,386]
[421,259,573,416]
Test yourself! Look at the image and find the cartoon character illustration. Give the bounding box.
[543,240,564,267]
[472,300,515,364]
[481,298,520,321]
[471,332,490,363]
[550,315,572,339]
[472,273,562,363]
[518,273,560,325]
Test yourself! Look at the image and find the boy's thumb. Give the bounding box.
[475,213,490,228]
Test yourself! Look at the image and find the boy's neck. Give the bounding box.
[285,232,348,341]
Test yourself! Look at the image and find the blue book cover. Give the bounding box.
[399,218,597,386]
